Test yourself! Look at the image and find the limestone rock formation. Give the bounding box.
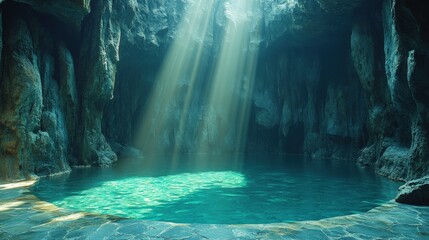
[262,0,363,49]
[351,0,429,180]
[14,0,90,32]
[58,43,79,165]
[103,0,367,159]
[247,47,366,158]
[0,0,428,182]
[0,5,72,179]
[396,175,429,205]
[77,0,120,167]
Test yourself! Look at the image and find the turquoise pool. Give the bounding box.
[31,154,400,224]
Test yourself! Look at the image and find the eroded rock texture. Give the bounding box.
[248,46,366,158]
[0,0,120,180]
[102,0,367,159]
[14,0,90,32]
[0,0,428,181]
[77,0,120,166]
[263,0,363,48]
[0,4,72,179]
[351,0,429,180]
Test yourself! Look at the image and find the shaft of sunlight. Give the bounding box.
[136,0,215,156]
[197,0,261,160]
[135,0,262,170]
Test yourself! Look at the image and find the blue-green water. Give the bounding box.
[31,154,400,224]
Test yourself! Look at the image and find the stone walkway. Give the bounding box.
[0,181,428,239]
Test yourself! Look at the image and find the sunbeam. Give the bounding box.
[135,0,215,156]
[135,0,262,169]
[198,0,261,156]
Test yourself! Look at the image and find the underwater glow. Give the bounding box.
[48,171,246,219]
[31,155,401,224]
[135,0,262,165]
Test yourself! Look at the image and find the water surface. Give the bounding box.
[31,154,400,224]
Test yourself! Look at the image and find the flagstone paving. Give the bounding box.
[1,181,428,239]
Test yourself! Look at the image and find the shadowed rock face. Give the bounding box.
[0,0,428,181]
[14,0,90,32]
[0,4,72,180]
[77,0,120,167]
[351,0,429,180]
[263,0,363,50]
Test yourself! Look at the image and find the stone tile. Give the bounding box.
[345,224,396,239]
[195,226,237,239]
[117,222,148,235]
[157,226,197,239]
[16,231,50,240]
[1,182,429,240]
[288,229,329,240]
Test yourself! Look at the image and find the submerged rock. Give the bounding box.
[396,176,429,206]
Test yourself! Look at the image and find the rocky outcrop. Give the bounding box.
[263,0,363,49]
[14,0,90,32]
[77,0,120,166]
[396,175,429,205]
[102,0,188,145]
[0,4,72,180]
[0,0,121,180]
[351,0,429,180]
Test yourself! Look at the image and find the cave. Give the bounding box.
[0,0,429,238]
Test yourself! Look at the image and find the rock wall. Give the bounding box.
[102,0,367,159]
[0,3,73,179]
[102,0,189,146]
[0,0,428,181]
[77,0,120,166]
[351,0,429,180]
[248,46,366,159]
[0,0,117,180]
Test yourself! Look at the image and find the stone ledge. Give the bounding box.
[1,180,428,239]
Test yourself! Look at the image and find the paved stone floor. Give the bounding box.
[0,180,428,240]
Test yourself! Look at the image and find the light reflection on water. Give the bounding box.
[31,154,401,224]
